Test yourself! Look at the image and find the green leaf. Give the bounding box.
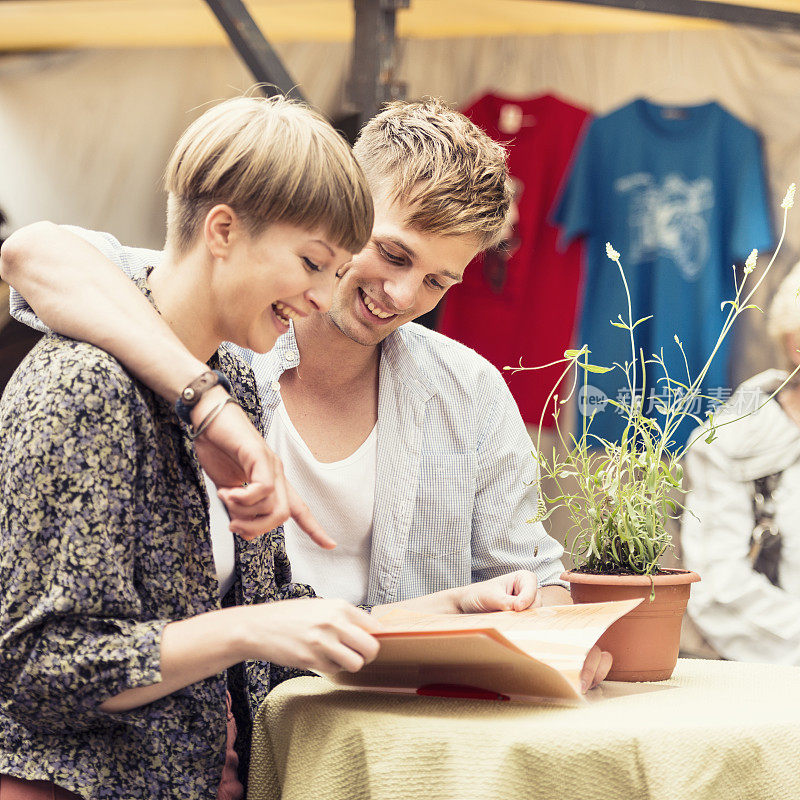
[631,315,654,329]
[610,320,628,329]
[579,363,614,374]
[742,304,763,313]
[527,507,558,524]
[705,429,718,444]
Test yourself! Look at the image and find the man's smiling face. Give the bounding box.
[327,190,482,347]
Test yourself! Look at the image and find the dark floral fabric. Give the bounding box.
[0,278,315,799]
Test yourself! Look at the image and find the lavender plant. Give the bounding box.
[509,184,797,580]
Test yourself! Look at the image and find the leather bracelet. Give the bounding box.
[175,369,232,426]
[188,397,240,441]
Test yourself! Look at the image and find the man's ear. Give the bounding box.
[204,204,238,259]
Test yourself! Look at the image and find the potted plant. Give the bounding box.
[510,184,797,681]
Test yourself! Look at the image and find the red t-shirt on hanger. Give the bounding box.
[439,92,589,428]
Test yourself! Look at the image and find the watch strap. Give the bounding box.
[175,369,232,426]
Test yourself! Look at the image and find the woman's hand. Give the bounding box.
[239,598,383,674]
[192,388,335,548]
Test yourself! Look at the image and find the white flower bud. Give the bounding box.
[744,249,757,274]
[605,242,620,261]
[782,183,796,210]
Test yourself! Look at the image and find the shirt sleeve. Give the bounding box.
[8,226,164,333]
[681,439,800,664]
[0,341,170,734]
[551,121,596,250]
[470,369,568,588]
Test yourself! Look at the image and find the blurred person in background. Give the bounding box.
[681,259,800,663]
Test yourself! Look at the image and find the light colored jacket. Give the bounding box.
[682,369,800,664]
[9,227,567,605]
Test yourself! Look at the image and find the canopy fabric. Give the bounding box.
[3,0,799,51]
[2,24,799,382]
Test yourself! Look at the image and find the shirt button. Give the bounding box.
[284,352,298,365]
[270,380,281,392]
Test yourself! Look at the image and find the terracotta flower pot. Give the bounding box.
[562,568,701,682]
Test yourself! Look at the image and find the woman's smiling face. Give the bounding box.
[216,218,353,354]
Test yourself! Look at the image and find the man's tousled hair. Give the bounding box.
[353,98,511,251]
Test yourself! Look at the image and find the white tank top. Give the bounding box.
[265,400,377,604]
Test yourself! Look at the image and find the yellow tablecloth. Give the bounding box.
[248,659,800,800]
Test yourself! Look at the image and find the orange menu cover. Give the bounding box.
[327,599,642,703]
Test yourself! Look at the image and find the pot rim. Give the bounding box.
[561,568,701,586]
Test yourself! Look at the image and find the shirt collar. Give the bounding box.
[249,323,301,409]
[252,322,437,403]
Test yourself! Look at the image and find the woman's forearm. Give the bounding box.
[0,222,206,401]
[100,598,381,713]
[98,607,250,713]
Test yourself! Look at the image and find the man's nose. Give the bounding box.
[384,274,418,313]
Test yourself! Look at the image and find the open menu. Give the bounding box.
[327,599,642,703]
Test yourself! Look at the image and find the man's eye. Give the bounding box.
[378,244,404,264]
[428,277,445,290]
[302,257,321,272]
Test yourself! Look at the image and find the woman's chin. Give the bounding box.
[249,329,280,355]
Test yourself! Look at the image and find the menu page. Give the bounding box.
[377,599,642,665]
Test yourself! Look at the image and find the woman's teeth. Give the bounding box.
[362,291,394,319]
[273,301,296,324]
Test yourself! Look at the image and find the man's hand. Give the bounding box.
[192,388,335,547]
[456,570,541,613]
[580,645,613,692]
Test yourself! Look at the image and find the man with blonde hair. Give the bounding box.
[3,98,611,691]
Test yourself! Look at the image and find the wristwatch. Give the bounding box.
[174,369,232,426]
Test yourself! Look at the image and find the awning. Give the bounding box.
[3,0,800,52]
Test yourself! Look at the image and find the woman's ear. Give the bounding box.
[204,205,236,259]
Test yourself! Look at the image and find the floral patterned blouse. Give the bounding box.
[0,280,315,799]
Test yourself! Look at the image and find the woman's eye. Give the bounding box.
[428,278,445,290]
[302,257,321,272]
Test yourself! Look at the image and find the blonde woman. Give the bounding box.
[0,96,379,800]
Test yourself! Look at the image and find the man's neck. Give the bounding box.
[291,312,381,391]
[279,311,382,463]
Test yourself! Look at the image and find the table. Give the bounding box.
[247,659,800,800]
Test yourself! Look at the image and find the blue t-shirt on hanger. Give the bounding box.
[554,98,774,447]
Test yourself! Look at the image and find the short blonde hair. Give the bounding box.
[767,259,800,340]
[353,98,511,251]
[165,95,373,255]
